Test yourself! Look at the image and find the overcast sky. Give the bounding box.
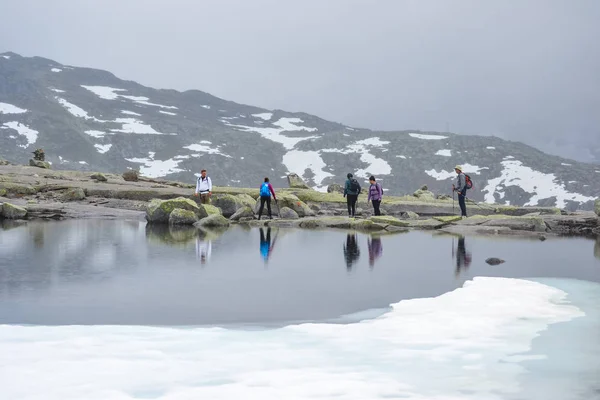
[1,0,599,161]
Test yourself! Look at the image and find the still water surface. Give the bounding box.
[0,220,598,326]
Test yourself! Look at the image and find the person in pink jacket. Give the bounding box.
[367,175,383,216]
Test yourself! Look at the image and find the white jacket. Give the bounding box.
[195,176,212,193]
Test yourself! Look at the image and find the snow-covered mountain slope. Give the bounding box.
[1,52,599,210]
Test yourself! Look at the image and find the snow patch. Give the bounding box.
[482,159,596,208]
[125,152,185,178]
[409,133,448,140]
[396,155,407,159]
[78,161,88,165]
[111,118,175,135]
[283,150,334,190]
[486,146,496,150]
[56,97,106,122]
[561,163,572,166]
[50,68,62,73]
[201,105,211,109]
[1,55,10,59]
[121,110,141,116]
[0,102,27,114]
[48,87,65,93]
[94,144,112,154]
[252,112,273,121]
[183,143,231,158]
[0,277,586,400]
[425,164,489,181]
[345,127,355,131]
[85,130,107,139]
[2,121,38,148]
[81,86,177,109]
[435,149,452,157]
[159,111,177,116]
[321,138,392,180]
[222,117,318,150]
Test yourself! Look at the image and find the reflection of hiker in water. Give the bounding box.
[259,227,278,263]
[454,236,472,276]
[196,236,212,265]
[367,235,383,268]
[343,233,361,270]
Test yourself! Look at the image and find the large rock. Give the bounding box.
[236,194,257,208]
[61,188,86,202]
[481,217,546,232]
[401,211,420,220]
[91,173,107,182]
[370,216,410,227]
[280,207,299,219]
[169,208,199,225]
[146,197,207,223]
[1,203,27,219]
[412,188,435,201]
[29,159,50,169]
[122,170,139,182]
[595,199,600,216]
[327,183,344,194]
[212,194,244,218]
[277,194,315,217]
[287,173,311,189]
[203,204,222,216]
[194,214,230,228]
[230,206,255,221]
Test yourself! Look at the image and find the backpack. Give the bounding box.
[350,178,361,193]
[464,174,473,190]
[260,182,271,197]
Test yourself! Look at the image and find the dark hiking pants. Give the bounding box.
[372,200,381,216]
[258,196,272,219]
[347,194,358,216]
[458,193,467,217]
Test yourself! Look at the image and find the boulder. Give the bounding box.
[194,214,230,228]
[481,217,546,232]
[169,208,199,225]
[0,159,9,166]
[0,189,6,197]
[370,216,410,227]
[230,206,255,221]
[436,194,451,200]
[595,199,600,217]
[486,258,505,265]
[29,159,50,169]
[277,194,315,217]
[327,183,344,194]
[61,188,86,202]
[412,189,435,201]
[212,194,244,218]
[280,207,299,219]
[122,170,139,182]
[420,185,428,191]
[236,194,257,208]
[287,173,311,189]
[146,197,207,223]
[203,204,222,216]
[91,173,107,182]
[1,203,27,219]
[401,211,420,220]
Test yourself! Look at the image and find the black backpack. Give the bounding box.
[350,178,361,193]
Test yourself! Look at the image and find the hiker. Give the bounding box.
[259,227,278,264]
[343,233,361,271]
[367,175,383,216]
[343,173,361,217]
[452,165,467,217]
[194,169,212,204]
[257,177,277,220]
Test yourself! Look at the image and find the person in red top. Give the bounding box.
[258,177,277,220]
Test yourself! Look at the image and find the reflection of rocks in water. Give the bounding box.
[0,219,28,231]
[486,257,505,265]
[595,236,600,260]
[145,224,199,247]
[30,224,45,249]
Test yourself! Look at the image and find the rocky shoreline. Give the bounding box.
[1,164,599,238]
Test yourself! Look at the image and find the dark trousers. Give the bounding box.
[458,193,467,217]
[258,196,272,219]
[372,200,381,216]
[347,194,358,216]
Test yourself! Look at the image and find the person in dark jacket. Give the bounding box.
[343,173,361,217]
[367,175,383,216]
[258,177,277,220]
[452,165,467,217]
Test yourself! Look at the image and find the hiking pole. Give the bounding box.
[452,190,455,215]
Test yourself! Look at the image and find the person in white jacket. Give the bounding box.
[194,169,212,204]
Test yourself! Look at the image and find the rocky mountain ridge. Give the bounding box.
[1,51,599,210]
